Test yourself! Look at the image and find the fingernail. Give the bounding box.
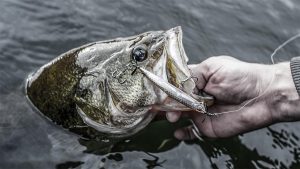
[166,112,179,123]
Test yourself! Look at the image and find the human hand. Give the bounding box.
[166,56,300,139]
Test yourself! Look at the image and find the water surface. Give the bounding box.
[1,0,300,168]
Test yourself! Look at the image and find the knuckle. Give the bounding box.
[218,55,233,60]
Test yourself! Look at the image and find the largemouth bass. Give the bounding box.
[26,27,213,137]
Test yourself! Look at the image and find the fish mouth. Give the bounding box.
[146,27,198,111]
[77,27,197,137]
[165,27,195,94]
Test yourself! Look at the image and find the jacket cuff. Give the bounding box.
[290,57,300,96]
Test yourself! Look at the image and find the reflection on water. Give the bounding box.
[267,127,300,168]
[56,161,84,169]
[142,152,166,169]
[1,0,300,168]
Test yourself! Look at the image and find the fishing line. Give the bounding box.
[208,33,300,116]
[271,34,300,64]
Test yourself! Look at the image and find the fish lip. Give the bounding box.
[76,105,156,137]
[165,26,190,75]
[75,78,157,137]
[163,26,195,94]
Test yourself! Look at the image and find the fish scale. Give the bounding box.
[26,27,211,137]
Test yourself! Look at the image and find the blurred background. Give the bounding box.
[1,0,300,168]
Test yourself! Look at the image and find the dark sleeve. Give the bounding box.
[290,57,300,96]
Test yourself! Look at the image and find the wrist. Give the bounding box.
[268,62,300,122]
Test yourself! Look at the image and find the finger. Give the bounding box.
[188,63,209,90]
[174,125,197,140]
[186,110,206,121]
[216,55,238,61]
[166,111,182,123]
[206,102,255,116]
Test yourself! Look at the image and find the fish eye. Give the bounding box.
[132,46,148,62]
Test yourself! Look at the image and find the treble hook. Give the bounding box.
[111,60,138,84]
[130,60,138,75]
[180,76,199,87]
[112,70,120,78]
[112,69,127,84]
[191,76,199,82]
[118,77,127,84]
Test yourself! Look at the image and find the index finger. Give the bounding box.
[188,63,209,90]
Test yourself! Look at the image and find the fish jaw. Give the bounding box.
[149,27,213,112]
[25,26,201,138]
[164,26,195,95]
[73,30,169,136]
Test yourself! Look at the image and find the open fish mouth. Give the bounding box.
[164,27,195,95]
[26,26,206,137]
[75,27,197,136]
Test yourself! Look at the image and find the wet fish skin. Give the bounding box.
[26,27,202,137]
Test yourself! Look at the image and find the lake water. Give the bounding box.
[1,0,300,168]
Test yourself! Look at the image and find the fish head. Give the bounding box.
[75,26,196,136]
[26,26,196,137]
